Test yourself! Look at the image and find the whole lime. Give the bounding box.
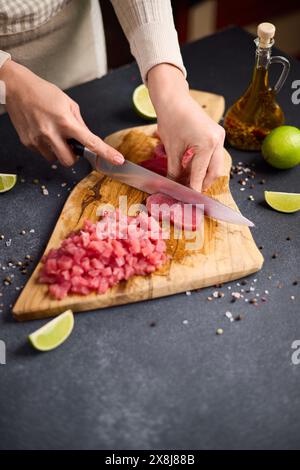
[262,126,300,169]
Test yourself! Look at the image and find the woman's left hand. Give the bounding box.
[148,64,225,192]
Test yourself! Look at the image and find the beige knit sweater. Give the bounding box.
[111,0,186,82]
[0,0,186,86]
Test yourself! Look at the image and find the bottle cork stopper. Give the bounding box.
[257,22,276,47]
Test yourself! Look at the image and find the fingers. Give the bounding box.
[49,137,77,167]
[69,124,124,165]
[166,143,187,181]
[167,152,182,181]
[190,148,212,192]
[202,144,225,192]
[181,148,195,169]
[190,127,225,192]
[37,142,57,163]
[71,102,86,127]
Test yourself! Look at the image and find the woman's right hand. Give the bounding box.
[0,60,124,166]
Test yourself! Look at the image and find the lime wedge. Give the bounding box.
[28,310,74,352]
[265,191,300,213]
[0,173,17,193]
[132,84,157,120]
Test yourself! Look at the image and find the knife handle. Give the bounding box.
[67,138,98,169]
[67,138,85,156]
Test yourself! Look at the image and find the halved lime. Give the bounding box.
[132,84,157,120]
[265,191,300,213]
[0,173,17,193]
[28,310,74,352]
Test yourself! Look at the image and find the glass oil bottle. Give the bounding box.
[224,23,290,151]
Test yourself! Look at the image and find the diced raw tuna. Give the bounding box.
[91,258,104,270]
[81,257,91,272]
[39,210,167,300]
[59,270,71,282]
[49,282,71,300]
[45,258,57,274]
[57,256,73,271]
[71,265,84,276]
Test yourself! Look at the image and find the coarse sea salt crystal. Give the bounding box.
[232,292,241,299]
[225,311,234,322]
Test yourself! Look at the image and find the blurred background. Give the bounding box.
[100,0,300,69]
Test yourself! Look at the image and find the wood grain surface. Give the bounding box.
[13,90,263,321]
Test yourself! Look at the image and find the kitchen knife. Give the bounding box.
[68,139,254,227]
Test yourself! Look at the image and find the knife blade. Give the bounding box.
[68,139,254,227]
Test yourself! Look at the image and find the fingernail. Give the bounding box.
[113,154,124,164]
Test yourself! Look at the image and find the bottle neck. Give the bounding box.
[254,37,273,69]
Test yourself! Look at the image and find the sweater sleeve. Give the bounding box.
[110,0,186,83]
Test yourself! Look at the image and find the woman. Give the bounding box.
[0,0,225,192]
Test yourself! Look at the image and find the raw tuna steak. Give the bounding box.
[39,210,167,300]
[146,193,203,231]
[142,144,201,231]
[140,143,167,176]
[140,144,195,177]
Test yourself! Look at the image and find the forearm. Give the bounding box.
[147,63,190,114]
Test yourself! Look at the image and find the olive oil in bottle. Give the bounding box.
[224,23,290,151]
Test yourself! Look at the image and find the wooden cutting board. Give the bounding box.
[13,90,263,321]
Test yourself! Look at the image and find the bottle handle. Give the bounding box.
[269,56,290,94]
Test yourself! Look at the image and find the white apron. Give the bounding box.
[0,0,107,114]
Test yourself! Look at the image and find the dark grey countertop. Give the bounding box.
[0,27,299,450]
